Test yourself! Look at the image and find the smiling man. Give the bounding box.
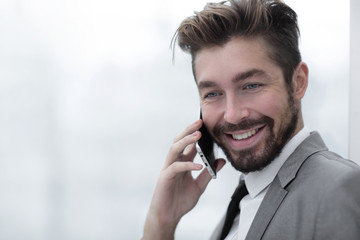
[196,37,303,173]
[142,0,360,239]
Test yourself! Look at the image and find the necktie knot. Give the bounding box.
[231,180,248,202]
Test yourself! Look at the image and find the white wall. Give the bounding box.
[0,0,351,239]
[350,0,360,164]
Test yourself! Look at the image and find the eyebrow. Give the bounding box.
[197,81,218,90]
[197,69,266,90]
[232,69,266,83]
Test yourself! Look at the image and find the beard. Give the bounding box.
[211,95,299,173]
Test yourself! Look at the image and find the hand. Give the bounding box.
[143,120,226,240]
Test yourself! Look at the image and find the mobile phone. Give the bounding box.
[195,112,217,179]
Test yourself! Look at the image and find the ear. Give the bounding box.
[292,62,309,101]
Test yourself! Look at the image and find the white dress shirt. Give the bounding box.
[225,127,310,240]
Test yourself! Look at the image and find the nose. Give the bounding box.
[223,96,250,124]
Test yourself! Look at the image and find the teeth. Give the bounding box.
[232,129,257,140]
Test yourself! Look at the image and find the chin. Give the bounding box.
[226,144,277,173]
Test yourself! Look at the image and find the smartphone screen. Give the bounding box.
[196,112,217,179]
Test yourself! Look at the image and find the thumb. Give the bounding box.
[215,158,226,173]
[196,158,227,193]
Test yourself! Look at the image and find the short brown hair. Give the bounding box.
[173,0,301,87]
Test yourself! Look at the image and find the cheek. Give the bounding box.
[252,93,288,121]
[201,105,222,130]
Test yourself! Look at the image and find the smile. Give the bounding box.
[232,129,259,140]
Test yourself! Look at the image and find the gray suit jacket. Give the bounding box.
[210,132,360,240]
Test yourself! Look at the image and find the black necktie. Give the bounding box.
[220,179,248,240]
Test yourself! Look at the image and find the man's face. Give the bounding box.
[194,37,300,173]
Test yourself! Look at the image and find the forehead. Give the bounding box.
[193,37,278,83]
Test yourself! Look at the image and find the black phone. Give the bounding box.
[195,112,217,179]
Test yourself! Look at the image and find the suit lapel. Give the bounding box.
[245,132,327,240]
[245,176,287,240]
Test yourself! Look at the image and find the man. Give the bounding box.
[143,0,360,239]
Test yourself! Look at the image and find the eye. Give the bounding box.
[203,91,222,100]
[245,83,260,90]
[206,92,219,98]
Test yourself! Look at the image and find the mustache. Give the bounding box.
[213,116,274,135]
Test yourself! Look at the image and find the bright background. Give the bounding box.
[0,0,351,239]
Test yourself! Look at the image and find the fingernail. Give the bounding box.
[192,131,200,136]
[194,163,203,170]
[194,119,202,125]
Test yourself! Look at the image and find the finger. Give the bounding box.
[195,158,226,193]
[165,161,203,179]
[165,131,201,167]
[173,119,202,143]
[183,142,197,158]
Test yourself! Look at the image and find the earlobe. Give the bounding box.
[293,62,309,100]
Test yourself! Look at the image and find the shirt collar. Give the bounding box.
[244,127,310,198]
